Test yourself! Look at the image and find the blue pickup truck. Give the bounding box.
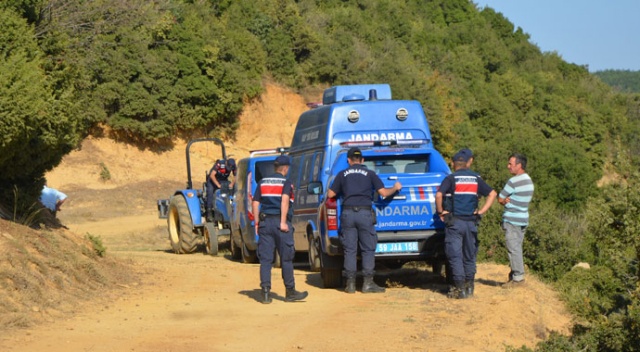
[287,84,451,288]
[229,147,288,263]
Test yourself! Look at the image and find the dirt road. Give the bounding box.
[1,192,571,352]
[0,85,572,351]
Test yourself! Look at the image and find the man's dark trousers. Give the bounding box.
[257,216,295,289]
[444,218,479,283]
[206,179,219,211]
[340,208,376,279]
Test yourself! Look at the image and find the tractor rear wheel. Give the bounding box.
[167,196,198,254]
[204,223,219,256]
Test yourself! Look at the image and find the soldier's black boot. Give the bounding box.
[261,287,272,304]
[362,276,385,293]
[465,280,474,298]
[447,281,468,299]
[285,288,308,302]
[345,278,356,294]
[206,209,214,222]
[446,285,457,299]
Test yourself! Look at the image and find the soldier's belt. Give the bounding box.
[342,206,371,212]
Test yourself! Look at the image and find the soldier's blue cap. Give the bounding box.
[347,147,362,159]
[275,155,290,166]
[453,148,473,162]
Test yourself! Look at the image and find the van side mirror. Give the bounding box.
[307,181,323,195]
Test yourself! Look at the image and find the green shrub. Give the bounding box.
[86,233,107,257]
[99,162,111,181]
[557,265,624,320]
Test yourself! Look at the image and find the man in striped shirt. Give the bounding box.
[498,153,534,288]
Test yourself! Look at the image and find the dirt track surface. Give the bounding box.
[0,84,572,352]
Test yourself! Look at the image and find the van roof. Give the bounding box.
[322,84,392,105]
[289,99,433,154]
[249,147,289,157]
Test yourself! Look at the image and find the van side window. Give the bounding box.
[312,152,323,181]
[289,155,303,186]
[300,154,313,186]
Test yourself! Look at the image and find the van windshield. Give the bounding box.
[362,155,429,175]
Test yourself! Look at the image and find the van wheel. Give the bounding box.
[320,250,343,288]
[229,230,241,260]
[273,250,281,268]
[241,241,258,264]
[167,196,198,254]
[204,223,219,256]
[307,235,321,272]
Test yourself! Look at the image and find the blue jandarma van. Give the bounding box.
[229,147,288,263]
[287,84,450,288]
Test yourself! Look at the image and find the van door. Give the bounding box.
[291,151,324,251]
[330,150,447,256]
[366,152,447,256]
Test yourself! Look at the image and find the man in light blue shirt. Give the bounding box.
[40,185,68,217]
[498,153,534,288]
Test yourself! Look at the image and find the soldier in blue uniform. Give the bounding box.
[327,147,402,294]
[435,148,496,299]
[252,155,308,304]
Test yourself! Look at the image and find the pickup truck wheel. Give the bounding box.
[307,235,321,272]
[204,223,219,256]
[167,196,198,254]
[241,241,258,264]
[320,250,343,288]
[229,230,241,260]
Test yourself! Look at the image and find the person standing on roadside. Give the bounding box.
[498,153,534,288]
[327,147,402,294]
[252,155,308,304]
[435,148,496,299]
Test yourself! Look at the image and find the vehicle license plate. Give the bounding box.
[376,241,419,253]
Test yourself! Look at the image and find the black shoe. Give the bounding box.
[285,288,308,302]
[345,278,356,294]
[362,277,385,293]
[501,279,526,289]
[261,287,272,304]
[465,280,474,297]
[447,281,469,299]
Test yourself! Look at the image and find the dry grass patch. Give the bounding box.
[0,219,137,331]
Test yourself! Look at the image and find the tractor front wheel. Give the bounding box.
[204,223,219,256]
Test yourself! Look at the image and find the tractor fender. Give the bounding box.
[174,190,203,227]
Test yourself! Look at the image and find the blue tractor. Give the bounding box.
[157,138,233,256]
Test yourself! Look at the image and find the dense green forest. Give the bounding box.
[1,0,639,350]
[595,69,640,93]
